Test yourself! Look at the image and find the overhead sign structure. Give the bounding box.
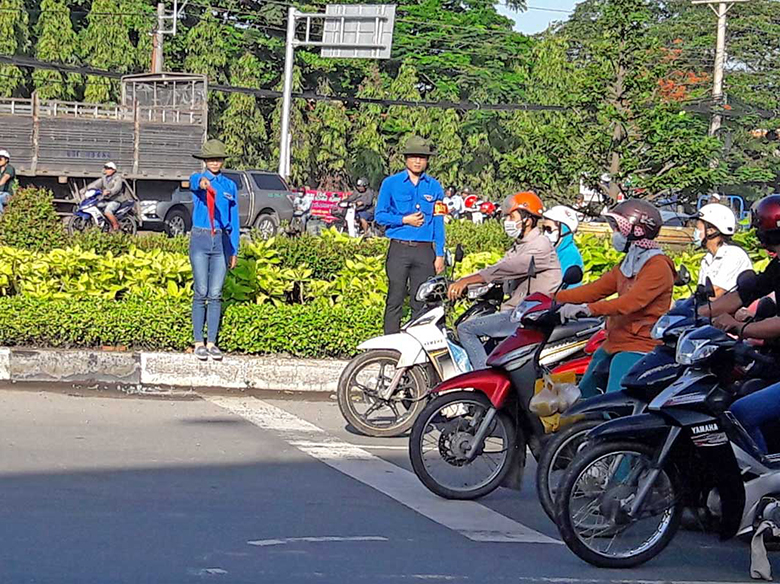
[278,5,396,178]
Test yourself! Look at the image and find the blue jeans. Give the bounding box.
[190,228,230,344]
[457,311,518,370]
[579,347,645,398]
[730,381,780,454]
[0,192,8,214]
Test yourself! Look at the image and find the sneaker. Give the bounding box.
[208,346,223,361]
[194,345,209,361]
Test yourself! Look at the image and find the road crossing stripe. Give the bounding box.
[204,394,561,545]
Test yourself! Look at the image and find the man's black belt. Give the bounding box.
[391,239,432,247]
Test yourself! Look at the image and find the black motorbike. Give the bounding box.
[554,297,779,568]
[535,266,699,521]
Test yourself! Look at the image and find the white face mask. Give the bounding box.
[612,232,628,252]
[504,219,522,239]
[545,230,560,245]
[692,228,703,247]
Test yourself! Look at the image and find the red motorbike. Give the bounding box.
[409,266,594,500]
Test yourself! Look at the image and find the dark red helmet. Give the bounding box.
[751,194,780,247]
[604,199,662,241]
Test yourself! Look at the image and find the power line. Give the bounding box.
[0,54,574,112]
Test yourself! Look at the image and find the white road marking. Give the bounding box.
[205,395,560,545]
[517,579,751,584]
[247,536,388,547]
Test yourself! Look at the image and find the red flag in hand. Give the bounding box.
[206,186,216,235]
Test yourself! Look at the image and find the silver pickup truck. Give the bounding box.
[140,169,295,238]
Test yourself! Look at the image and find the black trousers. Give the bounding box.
[383,240,435,334]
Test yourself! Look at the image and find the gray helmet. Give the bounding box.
[356,177,369,188]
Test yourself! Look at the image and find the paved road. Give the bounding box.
[0,384,759,583]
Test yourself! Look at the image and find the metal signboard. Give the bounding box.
[321,4,395,59]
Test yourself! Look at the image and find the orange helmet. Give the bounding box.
[502,191,544,218]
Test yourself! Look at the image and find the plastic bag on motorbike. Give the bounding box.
[448,340,472,373]
[530,371,579,433]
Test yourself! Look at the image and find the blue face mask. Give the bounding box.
[692,228,703,247]
[612,232,628,252]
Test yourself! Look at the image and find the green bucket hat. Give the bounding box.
[402,135,435,157]
[193,139,228,160]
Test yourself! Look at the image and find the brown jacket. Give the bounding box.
[479,227,562,311]
[556,254,675,354]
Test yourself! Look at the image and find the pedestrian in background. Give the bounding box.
[189,139,239,361]
[0,149,16,214]
[375,136,446,334]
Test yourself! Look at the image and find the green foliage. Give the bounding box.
[0,187,66,252]
[81,0,138,102]
[0,0,28,97]
[0,295,381,358]
[32,0,80,100]
[444,219,510,256]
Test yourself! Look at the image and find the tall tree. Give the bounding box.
[0,0,28,97]
[81,0,137,102]
[350,66,388,188]
[270,68,314,186]
[384,62,430,170]
[310,79,350,189]
[220,52,270,169]
[33,0,80,100]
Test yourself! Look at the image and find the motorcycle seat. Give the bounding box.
[549,318,602,343]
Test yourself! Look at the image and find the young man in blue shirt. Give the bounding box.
[189,139,240,361]
[375,136,446,334]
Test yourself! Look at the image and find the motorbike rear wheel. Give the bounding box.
[66,214,90,235]
[555,440,682,568]
[409,390,516,500]
[336,350,428,437]
[536,419,603,522]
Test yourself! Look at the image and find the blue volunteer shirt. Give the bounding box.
[190,170,240,257]
[375,170,445,256]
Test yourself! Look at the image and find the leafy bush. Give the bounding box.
[0,186,67,252]
[0,295,381,358]
[445,219,509,255]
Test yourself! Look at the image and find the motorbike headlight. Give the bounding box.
[676,333,718,365]
[467,284,492,300]
[511,299,542,323]
[651,314,685,340]
[415,279,444,302]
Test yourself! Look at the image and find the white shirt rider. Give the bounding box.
[698,243,752,292]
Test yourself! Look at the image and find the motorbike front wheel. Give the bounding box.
[555,440,682,568]
[336,350,428,437]
[409,390,516,500]
[536,419,603,522]
[118,215,138,236]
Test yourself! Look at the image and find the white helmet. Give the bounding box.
[0,149,10,159]
[543,205,579,235]
[698,203,736,235]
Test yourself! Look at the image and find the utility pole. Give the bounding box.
[151,2,165,73]
[692,0,748,136]
[277,5,396,179]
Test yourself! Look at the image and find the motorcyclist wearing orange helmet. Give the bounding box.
[448,191,562,369]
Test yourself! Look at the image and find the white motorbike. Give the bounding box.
[337,246,506,437]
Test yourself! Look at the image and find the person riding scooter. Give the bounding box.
[79,162,127,232]
[542,205,583,284]
[447,191,562,370]
[694,203,752,297]
[703,194,780,454]
[556,199,676,397]
[339,177,375,234]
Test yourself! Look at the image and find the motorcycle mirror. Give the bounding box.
[562,265,583,287]
[705,277,716,300]
[674,265,690,287]
[755,297,777,321]
[455,244,465,263]
[445,249,454,267]
[527,257,537,280]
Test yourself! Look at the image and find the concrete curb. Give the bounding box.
[0,347,349,393]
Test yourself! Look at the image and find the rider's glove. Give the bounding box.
[559,303,591,322]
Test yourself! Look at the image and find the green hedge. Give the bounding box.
[0,296,382,358]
